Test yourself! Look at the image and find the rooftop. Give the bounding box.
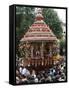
[21,8,57,42]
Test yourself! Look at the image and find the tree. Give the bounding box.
[16,6,35,55]
[60,38,66,55]
[43,8,63,39]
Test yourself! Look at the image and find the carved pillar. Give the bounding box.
[49,45,52,57]
[41,42,44,59]
[25,42,28,59]
[31,45,34,59]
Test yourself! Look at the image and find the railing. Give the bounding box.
[25,57,54,67]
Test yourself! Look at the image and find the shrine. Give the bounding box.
[20,8,60,69]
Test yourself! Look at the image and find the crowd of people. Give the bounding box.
[16,55,66,84]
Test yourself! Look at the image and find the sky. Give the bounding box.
[54,9,66,23]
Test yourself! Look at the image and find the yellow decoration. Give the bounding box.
[53,54,61,61]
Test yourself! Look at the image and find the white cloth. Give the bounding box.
[20,67,30,76]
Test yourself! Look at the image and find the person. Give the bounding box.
[31,70,38,83]
[21,75,28,84]
[16,76,20,84]
[16,69,21,84]
[31,70,36,78]
[19,67,30,77]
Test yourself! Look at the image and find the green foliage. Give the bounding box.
[43,8,63,39]
[16,6,35,50]
[16,6,35,30]
[60,39,65,48]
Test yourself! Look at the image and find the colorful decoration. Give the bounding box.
[20,8,57,42]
